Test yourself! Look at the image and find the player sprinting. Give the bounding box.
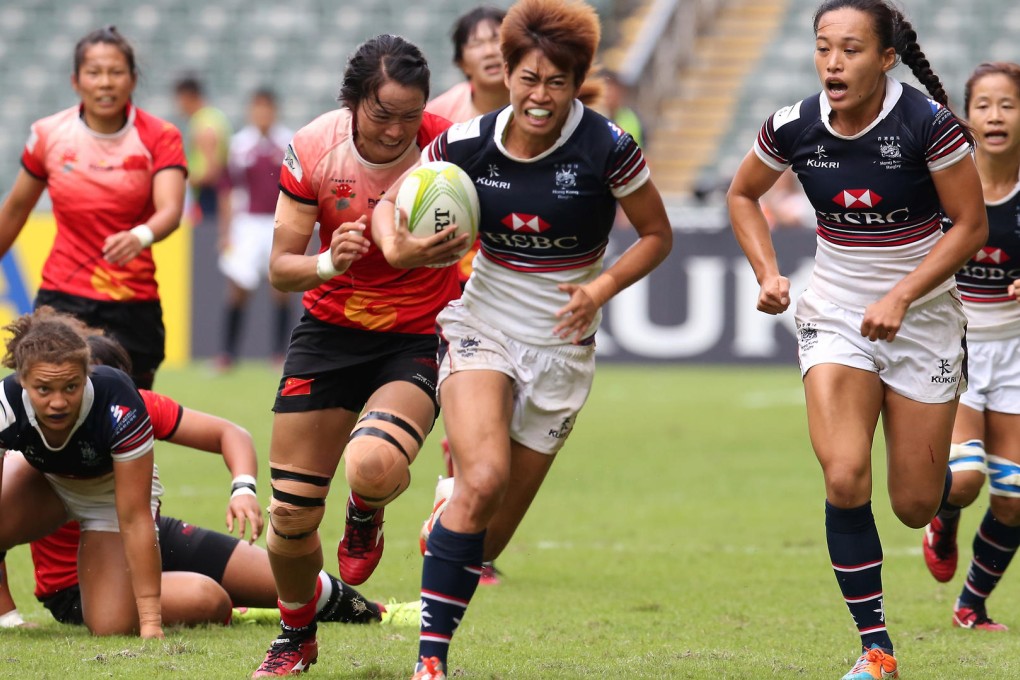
[374,1,672,677]
[922,61,1020,632]
[0,26,186,389]
[251,34,467,678]
[727,1,988,678]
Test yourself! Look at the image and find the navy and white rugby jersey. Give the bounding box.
[424,100,649,345]
[0,365,153,478]
[754,77,971,309]
[951,181,1020,340]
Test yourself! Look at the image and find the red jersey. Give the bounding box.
[279,109,460,334]
[30,389,183,598]
[21,104,186,302]
[426,82,479,125]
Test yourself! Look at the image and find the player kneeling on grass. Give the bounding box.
[0,308,163,638]
[373,1,672,677]
[0,333,419,630]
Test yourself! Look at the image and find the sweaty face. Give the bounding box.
[459,20,504,90]
[353,80,426,165]
[72,43,136,133]
[505,49,577,149]
[967,73,1020,159]
[813,8,895,118]
[23,361,87,438]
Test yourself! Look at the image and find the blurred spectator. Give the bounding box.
[216,89,294,371]
[174,75,231,227]
[600,68,646,147]
[761,168,815,230]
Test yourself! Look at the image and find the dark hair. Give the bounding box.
[2,307,91,377]
[964,62,1020,114]
[174,75,204,97]
[337,34,431,109]
[86,334,133,374]
[501,0,600,89]
[813,0,972,142]
[73,25,137,78]
[451,6,506,65]
[252,87,278,105]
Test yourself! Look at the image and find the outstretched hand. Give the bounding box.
[226,494,264,543]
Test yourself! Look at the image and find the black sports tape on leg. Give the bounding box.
[268,517,315,541]
[360,410,424,446]
[272,488,327,507]
[349,426,410,463]
[270,468,331,486]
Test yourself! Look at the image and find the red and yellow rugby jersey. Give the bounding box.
[21,104,186,302]
[279,108,459,334]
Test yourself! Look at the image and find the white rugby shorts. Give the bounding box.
[218,213,275,291]
[436,301,596,455]
[960,335,1020,414]
[44,466,164,533]
[794,287,967,404]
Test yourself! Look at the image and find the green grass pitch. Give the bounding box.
[3,362,1020,678]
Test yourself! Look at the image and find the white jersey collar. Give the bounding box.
[23,374,95,452]
[493,100,584,163]
[820,76,902,140]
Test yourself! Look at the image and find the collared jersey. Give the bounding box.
[21,104,187,302]
[754,78,971,309]
[426,82,479,125]
[951,180,1020,340]
[278,108,459,334]
[0,365,153,478]
[423,101,649,344]
[29,387,181,598]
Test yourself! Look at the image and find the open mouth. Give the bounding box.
[825,79,848,97]
[526,108,552,120]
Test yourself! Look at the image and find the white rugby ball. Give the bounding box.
[394,161,479,267]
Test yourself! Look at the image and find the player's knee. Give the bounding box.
[186,580,233,626]
[890,493,938,529]
[988,456,1020,525]
[266,465,330,558]
[822,465,869,507]
[344,410,424,504]
[86,614,136,637]
[456,464,509,517]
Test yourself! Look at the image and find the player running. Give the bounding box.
[727,1,987,678]
[921,61,1020,632]
[0,26,186,389]
[251,34,466,678]
[374,1,672,677]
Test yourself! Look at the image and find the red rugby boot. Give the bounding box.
[338,498,384,585]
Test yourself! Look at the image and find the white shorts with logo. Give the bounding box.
[436,301,596,455]
[44,464,164,533]
[960,335,1020,414]
[218,213,275,291]
[794,287,967,404]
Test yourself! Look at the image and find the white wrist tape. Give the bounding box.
[231,474,258,499]
[130,224,155,248]
[316,250,341,280]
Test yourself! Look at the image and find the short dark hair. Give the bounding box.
[174,75,204,97]
[252,87,278,105]
[501,0,600,89]
[451,6,506,65]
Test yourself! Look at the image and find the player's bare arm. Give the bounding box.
[102,167,187,265]
[268,192,329,291]
[113,451,164,639]
[0,171,46,259]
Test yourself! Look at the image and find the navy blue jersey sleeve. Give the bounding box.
[0,376,20,445]
[92,366,154,463]
[602,117,649,198]
[754,99,811,171]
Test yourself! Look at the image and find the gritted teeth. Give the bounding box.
[526,108,551,118]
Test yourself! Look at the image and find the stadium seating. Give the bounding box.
[0,0,614,199]
[699,0,1020,196]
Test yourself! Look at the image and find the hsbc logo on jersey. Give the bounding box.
[833,189,882,209]
[501,213,551,233]
[974,247,1010,265]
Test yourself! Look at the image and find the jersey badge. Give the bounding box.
[110,404,137,435]
[553,163,580,199]
[331,182,357,210]
[80,440,100,464]
[878,136,902,170]
[61,148,77,173]
[281,376,314,397]
[806,145,839,169]
[833,189,882,209]
[283,143,303,182]
[606,120,623,140]
[501,213,550,233]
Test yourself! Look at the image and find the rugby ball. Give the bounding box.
[394,161,479,267]
[419,476,455,555]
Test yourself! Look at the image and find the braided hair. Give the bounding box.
[813,0,972,142]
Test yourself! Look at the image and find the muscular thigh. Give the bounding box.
[269,408,359,476]
[803,364,884,472]
[882,389,957,488]
[0,452,67,548]
[986,411,1020,460]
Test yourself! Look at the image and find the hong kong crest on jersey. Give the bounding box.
[80,441,99,464]
[553,163,579,199]
[878,136,902,170]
